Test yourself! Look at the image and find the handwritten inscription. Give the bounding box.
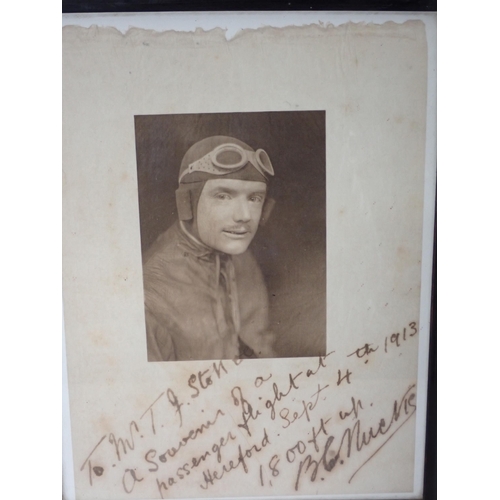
[79,321,419,498]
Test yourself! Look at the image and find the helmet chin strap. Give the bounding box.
[179,219,241,335]
[179,219,210,250]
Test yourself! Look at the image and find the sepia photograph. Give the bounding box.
[135,112,326,361]
[62,13,436,500]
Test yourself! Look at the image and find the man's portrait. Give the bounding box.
[135,111,326,362]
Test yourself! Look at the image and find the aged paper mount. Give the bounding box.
[62,13,436,500]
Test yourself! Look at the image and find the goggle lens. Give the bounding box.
[212,144,247,169]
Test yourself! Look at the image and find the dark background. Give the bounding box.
[135,111,327,358]
[63,1,436,12]
[65,3,436,498]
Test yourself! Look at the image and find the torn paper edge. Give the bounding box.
[61,11,436,41]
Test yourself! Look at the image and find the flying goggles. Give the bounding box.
[179,143,274,183]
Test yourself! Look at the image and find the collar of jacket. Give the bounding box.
[177,221,237,294]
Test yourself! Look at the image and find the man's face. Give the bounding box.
[196,178,267,255]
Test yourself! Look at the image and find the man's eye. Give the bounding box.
[249,195,264,203]
[215,193,231,200]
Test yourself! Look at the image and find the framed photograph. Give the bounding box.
[135,111,326,361]
[62,11,436,500]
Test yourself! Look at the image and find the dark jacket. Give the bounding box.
[143,221,275,361]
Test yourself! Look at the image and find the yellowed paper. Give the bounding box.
[63,18,434,500]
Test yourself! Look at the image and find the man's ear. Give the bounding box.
[175,188,193,221]
[260,198,275,226]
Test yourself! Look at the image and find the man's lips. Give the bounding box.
[222,227,251,237]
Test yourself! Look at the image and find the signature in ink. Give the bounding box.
[293,384,417,490]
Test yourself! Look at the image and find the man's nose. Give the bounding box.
[233,198,251,222]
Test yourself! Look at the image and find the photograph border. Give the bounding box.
[134,110,328,362]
